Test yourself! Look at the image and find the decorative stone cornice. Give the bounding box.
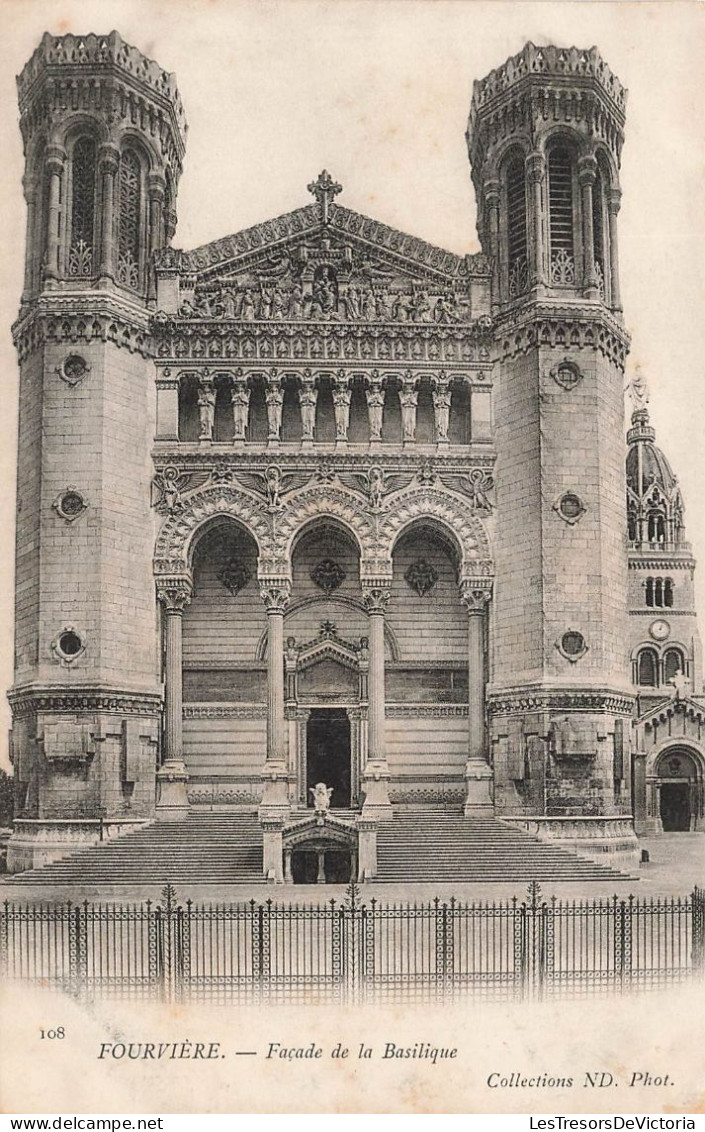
[494,303,631,371]
[183,705,267,719]
[13,298,153,362]
[487,687,635,717]
[7,684,163,720]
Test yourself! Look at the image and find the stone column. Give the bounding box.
[156,580,192,820]
[361,583,393,820]
[460,581,493,817]
[155,370,180,441]
[332,372,352,446]
[608,188,622,312]
[316,849,326,884]
[97,144,120,282]
[632,750,648,835]
[578,154,598,297]
[21,174,38,301]
[400,372,418,445]
[526,151,545,291]
[299,369,317,447]
[483,178,501,312]
[44,145,67,283]
[259,580,291,819]
[266,372,284,446]
[147,173,166,307]
[284,847,293,883]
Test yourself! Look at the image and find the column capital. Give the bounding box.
[147,172,167,201]
[608,187,622,215]
[525,151,545,184]
[98,143,121,174]
[577,154,598,186]
[45,144,67,174]
[157,578,193,612]
[460,579,493,613]
[483,177,501,207]
[361,584,391,615]
[259,579,291,613]
[22,173,39,203]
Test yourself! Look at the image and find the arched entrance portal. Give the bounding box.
[657,748,702,832]
[306,708,351,809]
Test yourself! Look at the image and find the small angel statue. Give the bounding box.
[310,782,333,813]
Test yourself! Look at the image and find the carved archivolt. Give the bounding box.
[153,480,493,583]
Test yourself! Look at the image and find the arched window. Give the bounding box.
[68,137,97,277]
[117,150,142,290]
[664,578,674,608]
[506,155,528,298]
[645,577,654,608]
[664,648,686,686]
[627,502,638,543]
[637,648,658,688]
[647,511,666,544]
[548,146,575,285]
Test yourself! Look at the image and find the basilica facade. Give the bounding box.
[7,33,703,875]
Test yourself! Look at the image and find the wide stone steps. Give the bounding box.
[6,809,632,886]
[375,811,631,883]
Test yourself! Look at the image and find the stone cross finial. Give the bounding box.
[307,170,342,223]
[668,669,691,701]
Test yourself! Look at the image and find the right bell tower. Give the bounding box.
[467,45,634,819]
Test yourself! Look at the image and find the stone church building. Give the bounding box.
[7,33,704,879]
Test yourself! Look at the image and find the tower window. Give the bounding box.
[664,578,674,607]
[664,648,686,685]
[68,137,96,278]
[647,511,666,543]
[117,150,142,290]
[645,576,674,609]
[637,648,658,687]
[506,156,528,298]
[593,165,605,298]
[548,146,575,285]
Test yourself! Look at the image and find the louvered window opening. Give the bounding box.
[548,147,575,284]
[117,151,141,290]
[506,158,528,297]
[68,137,96,278]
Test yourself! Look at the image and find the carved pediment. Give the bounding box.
[154,195,491,332]
[638,694,705,732]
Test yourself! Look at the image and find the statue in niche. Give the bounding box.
[332,384,352,439]
[220,289,239,318]
[400,385,418,442]
[265,382,284,439]
[310,266,339,319]
[310,783,333,813]
[300,379,317,439]
[265,464,282,509]
[197,383,216,440]
[259,284,273,320]
[412,289,432,322]
[271,285,286,319]
[241,289,256,321]
[365,384,385,441]
[231,382,250,440]
[432,384,451,442]
[368,466,385,509]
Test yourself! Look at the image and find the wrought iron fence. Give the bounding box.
[2,882,704,1005]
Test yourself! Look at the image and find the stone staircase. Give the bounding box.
[5,808,633,887]
[375,809,633,883]
[6,812,263,886]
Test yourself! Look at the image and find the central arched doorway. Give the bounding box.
[306,708,351,809]
[657,748,701,831]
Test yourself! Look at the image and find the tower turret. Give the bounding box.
[468,44,634,822]
[8,33,186,870]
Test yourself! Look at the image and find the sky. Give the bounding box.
[0,0,704,768]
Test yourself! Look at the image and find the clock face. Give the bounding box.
[650,619,671,642]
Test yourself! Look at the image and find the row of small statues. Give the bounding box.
[192,375,460,445]
[174,283,473,324]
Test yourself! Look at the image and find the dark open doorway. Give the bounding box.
[306,708,351,808]
[660,783,691,832]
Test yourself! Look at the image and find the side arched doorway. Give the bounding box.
[655,747,704,832]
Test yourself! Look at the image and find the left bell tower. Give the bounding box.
[8,33,187,871]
